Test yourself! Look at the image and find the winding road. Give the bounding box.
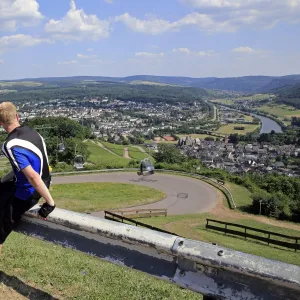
[53,172,219,217]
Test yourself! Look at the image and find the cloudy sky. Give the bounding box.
[0,0,300,80]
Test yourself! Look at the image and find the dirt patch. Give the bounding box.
[123,148,130,159]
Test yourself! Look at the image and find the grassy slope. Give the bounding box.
[0,233,202,300]
[51,182,166,213]
[86,141,129,167]
[225,182,253,208]
[142,213,300,266]
[102,142,125,157]
[101,141,153,161]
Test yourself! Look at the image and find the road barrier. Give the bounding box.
[52,168,236,209]
[20,206,300,300]
[206,219,300,252]
[109,208,167,218]
[104,211,173,234]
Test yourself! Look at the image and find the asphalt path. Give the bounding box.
[53,172,219,217]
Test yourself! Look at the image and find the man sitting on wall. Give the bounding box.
[0,102,56,255]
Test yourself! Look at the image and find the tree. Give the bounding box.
[154,144,186,164]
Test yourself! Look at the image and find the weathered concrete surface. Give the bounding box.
[52,172,219,217]
[22,207,300,300]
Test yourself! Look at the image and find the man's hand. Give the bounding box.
[38,202,56,219]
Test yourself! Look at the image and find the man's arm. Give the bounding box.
[22,165,55,207]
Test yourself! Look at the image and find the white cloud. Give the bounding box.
[77,53,98,59]
[87,48,94,52]
[115,13,175,34]
[232,46,257,54]
[0,0,43,31]
[197,50,216,56]
[0,34,51,53]
[45,0,110,41]
[115,12,234,34]
[104,0,113,3]
[58,60,78,65]
[173,48,217,56]
[173,48,191,54]
[180,0,300,30]
[0,60,4,64]
[135,52,164,58]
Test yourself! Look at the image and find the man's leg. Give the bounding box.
[0,181,15,255]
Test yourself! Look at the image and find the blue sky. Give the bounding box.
[0,0,300,80]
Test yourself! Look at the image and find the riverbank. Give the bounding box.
[214,104,283,134]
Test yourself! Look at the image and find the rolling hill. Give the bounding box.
[2,74,300,92]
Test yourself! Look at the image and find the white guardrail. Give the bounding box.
[21,205,300,300]
[18,169,299,299]
[51,168,236,209]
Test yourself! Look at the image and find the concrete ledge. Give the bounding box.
[25,205,178,254]
[22,206,300,300]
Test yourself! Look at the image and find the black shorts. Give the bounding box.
[0,181,39,244]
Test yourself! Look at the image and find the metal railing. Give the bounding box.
[104,211,174,234]
[206,219,300,252]
[110,208,167,218]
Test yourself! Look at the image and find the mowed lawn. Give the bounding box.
[100,141,153,161]
[225,182,253,209]
[86,141,129,168]
[51,182,166,212]
[142,213,300,266]
[216,123,259,135]
[0,233,202,300]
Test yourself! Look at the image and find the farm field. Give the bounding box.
[0,81,43,87]
[257,104,300,124]
[211,99,235,105]
[216,123,259,135]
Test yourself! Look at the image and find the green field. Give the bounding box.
[216,123,259,135]
[101,141,152,160]
[0,233,201,299]
[258,104,300,124]
[102,141,126,157]
[86,141,129,168]
[225,182,252,208]
[142,213,300,266]
[51,182,166,213]
[211,99,235,105]
[237,94,275,102]
[127,146,149,160]
[0,81,43,87]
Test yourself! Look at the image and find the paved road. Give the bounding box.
[53,172,218,217]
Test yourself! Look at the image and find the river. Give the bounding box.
[215,104,283,134]
[251,113,283,134]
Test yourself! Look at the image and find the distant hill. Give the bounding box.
[275,82,300,108]
[2,74,300,92]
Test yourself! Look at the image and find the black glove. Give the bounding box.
[38,203,56,218]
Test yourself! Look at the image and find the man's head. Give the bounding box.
[0,102,20,132]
